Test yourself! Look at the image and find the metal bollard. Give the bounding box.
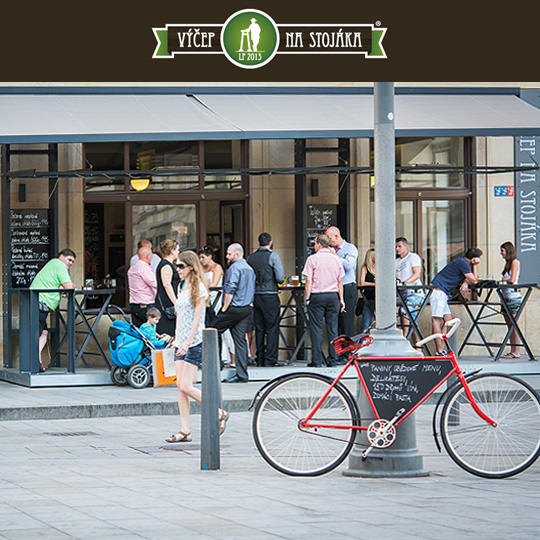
[200,328,221,471]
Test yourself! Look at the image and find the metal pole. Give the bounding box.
[343,82,427,478]
[200,328,221,470]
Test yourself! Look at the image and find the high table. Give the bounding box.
[56,288,117,371]
[277,285,310,364]
[455,282,536,361]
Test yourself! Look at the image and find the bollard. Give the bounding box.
[200,328,221,471]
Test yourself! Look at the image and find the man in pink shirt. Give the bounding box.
[302,234,345,367]
[127,246,158,327]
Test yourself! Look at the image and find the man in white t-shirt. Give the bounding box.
[395,237,425,338]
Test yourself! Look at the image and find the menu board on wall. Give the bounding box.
[306,204,337,253]
[84,204,104,279]
[10,209,51,288]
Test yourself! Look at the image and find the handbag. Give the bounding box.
[355,297,365,316]
[157,295,176,319]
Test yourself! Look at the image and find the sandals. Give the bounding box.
[165,431,192,443]
[219,410,229,436]
[165,411,229,442]
[501,352,520,359]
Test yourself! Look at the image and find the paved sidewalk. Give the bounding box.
[0,405,539,540]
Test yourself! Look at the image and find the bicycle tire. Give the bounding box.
[252,373,359,476]
[440,373,540,478]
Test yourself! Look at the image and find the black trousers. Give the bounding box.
[253,294,281,366]
[212,305,252,382]
[307,292,340,366]
[130,303,154,328]
[340,283,358,337]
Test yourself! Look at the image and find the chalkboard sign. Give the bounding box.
[10,209,51,288]
[307,204,337,253]
[84,204,104,279]
[358,358,454,420]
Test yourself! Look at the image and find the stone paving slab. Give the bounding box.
[0,406,538,540]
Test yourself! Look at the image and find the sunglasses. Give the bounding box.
[177,263,188,269]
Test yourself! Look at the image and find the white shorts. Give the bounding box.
[430,289,452,318]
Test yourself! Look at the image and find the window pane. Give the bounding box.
[133,204,197,252]
[396,137,464,188]
[369,200,414,248]
[130,142,200,191]
[84,143,126,191]
[204,140,242,189]
[422,200,465,282]
[204,174,243,190]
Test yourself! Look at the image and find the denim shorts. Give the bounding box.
[175,342,202,368]
[399,292,425,320]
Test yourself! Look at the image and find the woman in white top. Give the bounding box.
[199,246,236,366]
[165,250,228,443]
[500,241,522,359]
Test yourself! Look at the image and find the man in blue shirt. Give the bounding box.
[430,247,483,354]
[326,226,358,340]
[247,233,285,367]
[211,243,256,383]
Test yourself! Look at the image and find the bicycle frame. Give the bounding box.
[301,348,497,433]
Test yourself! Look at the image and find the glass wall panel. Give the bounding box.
[396,137,464,188]
[422,200,465,282]
[130,142,200,191]
[369,200,414,248]
[132,204,197,252]
[84,143,126,191]
[204,140,242,189]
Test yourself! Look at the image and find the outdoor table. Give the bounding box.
[56,288,116,371]
[396,284,434,354]
[455,282,536,361]
[277,285,310,364]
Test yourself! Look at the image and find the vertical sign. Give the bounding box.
[515,136,540,285]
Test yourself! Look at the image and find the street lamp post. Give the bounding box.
[343,82,427,478]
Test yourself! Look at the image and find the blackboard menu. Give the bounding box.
[307,204,337,253]
[11,209,51,288]
[358,358,454,420]
[84,204,104,279]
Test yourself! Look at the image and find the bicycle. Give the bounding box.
[250,319,540,478]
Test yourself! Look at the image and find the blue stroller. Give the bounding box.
[108,311,171,388]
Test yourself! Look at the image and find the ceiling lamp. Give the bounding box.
[130,178,151,191]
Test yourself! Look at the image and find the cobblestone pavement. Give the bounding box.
[1,404,539,540]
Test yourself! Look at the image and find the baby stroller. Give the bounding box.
[108,309,169,389]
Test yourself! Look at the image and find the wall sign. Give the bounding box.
[10,209,51,288]
[515,136,540,285]
[306,204,337,254]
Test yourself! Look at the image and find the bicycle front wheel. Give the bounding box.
[440,373,540,478]
[252,374,359,476]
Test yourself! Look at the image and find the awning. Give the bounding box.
[1,91,540,143]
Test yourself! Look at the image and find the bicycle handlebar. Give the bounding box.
[416,318,461,347]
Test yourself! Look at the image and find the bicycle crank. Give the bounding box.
[362,408,405,460]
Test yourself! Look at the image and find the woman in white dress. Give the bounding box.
[199,246,236,366]
[165,250,228,443]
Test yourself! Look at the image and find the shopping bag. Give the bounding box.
[151,348,177,387]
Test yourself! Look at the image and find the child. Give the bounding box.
[139,308,171,348]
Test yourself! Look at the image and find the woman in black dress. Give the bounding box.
[359,248,376,332]
[155,239,181,336]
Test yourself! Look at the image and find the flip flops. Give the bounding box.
[165,431,192,443]
[219,411,229,436]
[501,352,520,359]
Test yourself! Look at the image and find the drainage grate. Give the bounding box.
[44,431,98,437]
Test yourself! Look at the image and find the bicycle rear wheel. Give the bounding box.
[252,374,359,476]
[440,373,540,478]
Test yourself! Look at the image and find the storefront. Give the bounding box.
[2,84,540,383]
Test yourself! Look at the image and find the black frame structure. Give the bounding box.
[2,85,540,385]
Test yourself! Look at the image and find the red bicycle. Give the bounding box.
[251,319,540,478]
